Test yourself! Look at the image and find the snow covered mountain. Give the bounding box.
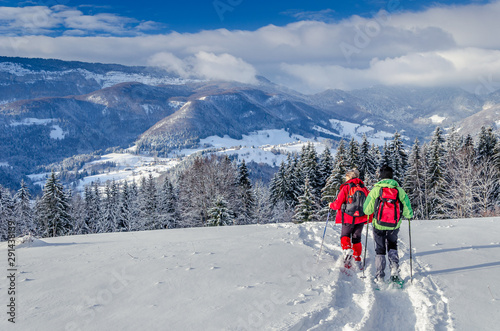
[0,57,188,104]
[310,86,487,137]
[1,56,500,190]
[1,217,498,330]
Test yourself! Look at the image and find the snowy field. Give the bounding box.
[1,217,499,330]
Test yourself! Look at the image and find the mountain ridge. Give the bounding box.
[1,56,499,190]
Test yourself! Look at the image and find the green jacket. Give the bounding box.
[363,179,413,230]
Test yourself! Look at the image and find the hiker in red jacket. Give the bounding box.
[329,169,371,269]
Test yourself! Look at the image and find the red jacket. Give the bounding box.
[329,178,372,225]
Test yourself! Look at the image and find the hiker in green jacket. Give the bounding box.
[363,165,413,283]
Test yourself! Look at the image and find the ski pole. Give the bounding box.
[317,210,331,263]
[360,220,370,279]
[409,218,413,283]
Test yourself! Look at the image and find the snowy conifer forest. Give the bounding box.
[1,125,499,241]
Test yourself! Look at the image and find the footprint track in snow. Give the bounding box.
[286,222,454,331]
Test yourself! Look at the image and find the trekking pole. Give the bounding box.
[317,210,331,263]
[360,221,370,279]
[409,219,413,283]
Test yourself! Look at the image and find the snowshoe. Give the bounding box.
[390,275,405,289]
[343,248,353,269]
[352,259,363,271]
[373,277,385,290]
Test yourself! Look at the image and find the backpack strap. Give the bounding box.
[377,187,385,220]
[341,183,354,225]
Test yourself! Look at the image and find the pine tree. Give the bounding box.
[390,131,408,184]
[13,180,36,236]
[117,180,137,231]
[357,134,371,180]
[317,147,333,194]
[299,142,321,194]
[493,139,500,175]
[101,181,119,232]
[207,196,234,226]
[293,176,319,223]
[476,126,498,163]
[285,154,301,206]
[156,177,178,229]
[493,139,500,208]
[494,138,500,170]
[140,174,158,230]
[320,141,347,216]
[270,156,299,209]
[381,141,392,168]
[237,160,256,224]
[332,140,348,189]
[0,185,14,241]
[36,171,72,237]
[365,143,381,188]
[445,125,463,164]
[404,139,427,219]
[269,161,288,207]
[425,127,447,219]
[84,182,102,233]
[346,138,360,171]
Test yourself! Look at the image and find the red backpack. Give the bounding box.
[341,182,367,224]
[374,187,402,227]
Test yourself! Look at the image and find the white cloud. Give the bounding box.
[0,6,60,35]
[0,5,152,36]
[148,52,189,77]
[282,48,500,92]
[1,2,500,93]
[148,51,258,84]
[193,51,257,84]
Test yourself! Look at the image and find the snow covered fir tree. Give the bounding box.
[1,127,500,241]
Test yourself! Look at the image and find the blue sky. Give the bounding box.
[2,0,490,33]
[0,0,499,93]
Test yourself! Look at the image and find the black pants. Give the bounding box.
[341,223,364,244]
[373,228,399,255]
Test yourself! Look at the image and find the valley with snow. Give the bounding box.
[28,124,396,193]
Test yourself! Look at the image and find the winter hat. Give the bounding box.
[378,165,393,179]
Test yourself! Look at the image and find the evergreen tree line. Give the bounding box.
[0,126,499,241]
[273,126,500,223]
[0,155,265,240]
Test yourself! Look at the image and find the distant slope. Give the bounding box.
[136,88,340,154]
[0,83,186,175]
[0,56,188,103]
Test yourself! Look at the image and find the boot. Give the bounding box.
[375,254,386,281]
[352,242,362,261]
[352,242,362,270]
[341,236,353,268]
[388,249,400,278]
[343,248,354,268]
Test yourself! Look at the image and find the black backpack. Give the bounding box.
[341,182,367,224]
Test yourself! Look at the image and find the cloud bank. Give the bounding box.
[1,2,500,93]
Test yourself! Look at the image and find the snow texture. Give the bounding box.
[1,217,498,330]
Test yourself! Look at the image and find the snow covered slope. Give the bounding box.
[1,218,499,330]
